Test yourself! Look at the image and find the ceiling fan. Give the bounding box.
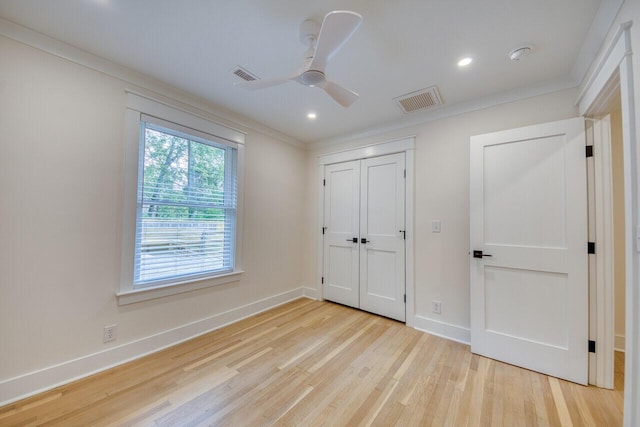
[236,10,363,108]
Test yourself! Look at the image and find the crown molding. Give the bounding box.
[576,21,633,111]
[571,0,625,87]
[312,76,577,149]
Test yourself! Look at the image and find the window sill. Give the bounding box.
[117,270,244,305]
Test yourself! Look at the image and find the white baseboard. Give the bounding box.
[413,315,471,345]
[615,334,625,352]
[0,287,308,406]
[302,286,319,300]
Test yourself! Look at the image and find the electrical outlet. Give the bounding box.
[103,324,117,343]
[432,301,442,315]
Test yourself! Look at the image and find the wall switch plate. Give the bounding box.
[103,324,117,343]
[432,301,442,314]
[432,220,441,233]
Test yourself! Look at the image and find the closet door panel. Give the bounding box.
[359,153,406,321]
[323,161,360,308]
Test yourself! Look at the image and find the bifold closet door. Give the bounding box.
[323,153,406,322]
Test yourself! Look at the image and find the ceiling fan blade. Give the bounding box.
[235,76,295,90]
[320,80,359,108]
[310,11,362,71]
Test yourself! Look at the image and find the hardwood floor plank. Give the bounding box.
[477,359,497,426]
[276,335,329,371]
[526,369,549,426]
[549,377,573,426]
[363,378,399,427]
[307,317,379,373]
[110,365,238,426]
[0,300,625,426]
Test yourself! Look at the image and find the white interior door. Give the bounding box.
[360,153,406,321]
[470,117,588,384]
[323,161,360,309]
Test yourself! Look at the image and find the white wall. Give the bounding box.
[0,35,307,402]
[305,88,580,339]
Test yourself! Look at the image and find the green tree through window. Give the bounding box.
[134,123,237,286]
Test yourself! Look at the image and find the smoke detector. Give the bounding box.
[508,46,533,61]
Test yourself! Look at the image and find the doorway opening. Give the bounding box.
[577,21,638,426]
[586,83,626,390]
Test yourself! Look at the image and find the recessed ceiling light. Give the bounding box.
[458,57,473,67]
[307,112,317,120]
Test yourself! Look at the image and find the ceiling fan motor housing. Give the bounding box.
[299,70,326,87]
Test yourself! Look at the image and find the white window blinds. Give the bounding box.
[133,116,238,287]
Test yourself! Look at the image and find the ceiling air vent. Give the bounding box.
[394,86,443,114]
[232,66,258,82]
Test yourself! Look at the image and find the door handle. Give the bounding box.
[361,238,368,244]
[473,250,492,259]
[346,238,358,243]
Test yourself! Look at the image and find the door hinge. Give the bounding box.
[323,179,326,186]
[321,276,324,284]
[588,242,596,254]
[589,340,596,353]
[404,294,406,303]
[322,226,327,235]
[404,169,406,178]
[586,145,594,158]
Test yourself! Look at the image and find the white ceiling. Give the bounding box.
[0,0,611,144]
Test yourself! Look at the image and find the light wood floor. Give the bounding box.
[0,299,625,426]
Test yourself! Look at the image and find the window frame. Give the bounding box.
[118,92,245,305]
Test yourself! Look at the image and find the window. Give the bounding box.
[134,118,237,287]
[119,92,244,304]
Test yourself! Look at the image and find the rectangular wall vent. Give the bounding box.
[233,66,258,82]
[394,86,444,113]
